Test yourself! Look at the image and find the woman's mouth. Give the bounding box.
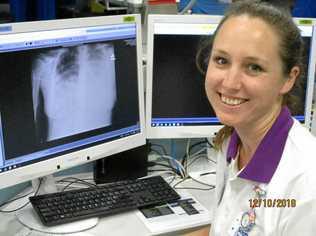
[220,94,248,106]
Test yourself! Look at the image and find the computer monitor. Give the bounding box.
[308,25,316,135]
[146,14,223,139]
[145,14,316,139]
[292,18,316,129]
[0,15,145,191]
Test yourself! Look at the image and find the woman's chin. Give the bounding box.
[217,116,241,128]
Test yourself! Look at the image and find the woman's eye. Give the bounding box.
[214,56,227,65]
[248,64,263,73]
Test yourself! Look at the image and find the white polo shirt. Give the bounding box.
[210,107,316,236]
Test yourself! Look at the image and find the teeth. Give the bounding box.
[221,95,245,105]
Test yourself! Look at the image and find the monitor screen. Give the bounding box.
[0,14,146,189]
[146,15,316,139]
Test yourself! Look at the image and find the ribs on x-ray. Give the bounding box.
[32,43,117,142]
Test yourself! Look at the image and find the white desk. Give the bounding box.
[0,158,216,236]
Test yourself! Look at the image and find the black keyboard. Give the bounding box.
[29,176,180,226]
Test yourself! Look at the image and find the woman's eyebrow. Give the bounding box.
[212,49,229,56]
[244,56,268,65]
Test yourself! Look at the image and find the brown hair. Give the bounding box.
[197,0,305,149]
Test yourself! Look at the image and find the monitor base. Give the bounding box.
[16,205,98,234]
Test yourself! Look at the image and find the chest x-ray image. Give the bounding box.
[32,43,117,142]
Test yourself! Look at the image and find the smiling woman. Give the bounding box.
[201,1,316,236]
[206,14,297,142]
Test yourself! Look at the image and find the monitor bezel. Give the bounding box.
[307,23,316,135]
[0,14,146,189]
[293,18,316,132]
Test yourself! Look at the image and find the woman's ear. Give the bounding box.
[280,66,300,95]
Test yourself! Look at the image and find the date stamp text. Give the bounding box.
[249,198,296,208]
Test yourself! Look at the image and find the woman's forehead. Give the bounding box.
[212,15,283,66]
[214,15,281,51]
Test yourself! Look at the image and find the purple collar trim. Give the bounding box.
[226,106,294,183]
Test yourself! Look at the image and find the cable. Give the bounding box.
[0,190,34,209]
[149,148,163,157]
[150,144,186,178]
[203,138,217,164]
[150,146,183,176]
[184,138,191,175]
[183,140,208,174]
[186,151,216,187]
[148,169,173,173]
[142,171,178,186]
[57,176,96,186]
[206,138,214,148]
[181,139,208,166]
[170,139,181,176]
[175,185,215,191]
[150,143,168,155]
[187,153,209,168]
[149,150,185,177]
[160,155,186,179]
[188,140,207,154]
[148,161,175,170]
[173,176,215,191]
[207,157,217,164]
[0,178,43,213]
[152,140,211,178]
[173,176,189,188]
[189,172,216,188]
[183,146,208,176]
[57,177,97,192]
[166,174,177,186]
[189,147,208,160]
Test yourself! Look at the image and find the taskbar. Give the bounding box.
[0,124,141,174]
[152,115,305,127]
[151,117,221,127]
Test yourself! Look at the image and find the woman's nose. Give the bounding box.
[222,66,242,91]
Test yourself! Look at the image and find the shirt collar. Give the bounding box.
[226,106,293,183]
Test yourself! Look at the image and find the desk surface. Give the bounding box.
[0,158,216,236]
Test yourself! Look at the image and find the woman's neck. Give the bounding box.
[236,106,282,170]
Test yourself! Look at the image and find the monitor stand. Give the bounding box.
[15,175,98,234]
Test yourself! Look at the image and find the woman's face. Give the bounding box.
[205,15,295,130]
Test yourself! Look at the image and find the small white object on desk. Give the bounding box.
[136,191,211,235]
